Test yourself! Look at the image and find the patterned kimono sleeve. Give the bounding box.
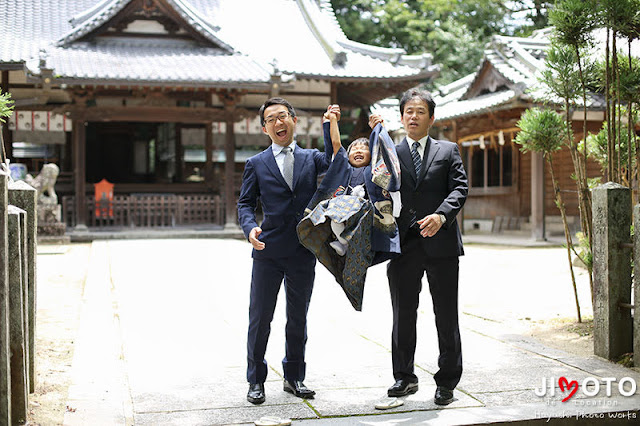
[369,124,401,192]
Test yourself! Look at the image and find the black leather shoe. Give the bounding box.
[283,380,315,399]
[387,378,419,397]
[434,386,454,405]
[247,383,265,404]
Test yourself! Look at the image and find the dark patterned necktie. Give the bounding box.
[282,146,294,190]
[410,141,422,177]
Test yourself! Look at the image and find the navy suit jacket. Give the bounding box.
[237,142,333,259]
[396,136,468,257]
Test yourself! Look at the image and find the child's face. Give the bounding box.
[348,143,371,168]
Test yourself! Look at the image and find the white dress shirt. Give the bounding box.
[406,135,429,161]
[271,141,297,177]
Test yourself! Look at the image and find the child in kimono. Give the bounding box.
[297,105,401,311]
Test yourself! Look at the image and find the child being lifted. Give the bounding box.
[297,105,401,311]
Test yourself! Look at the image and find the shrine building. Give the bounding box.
[0,0,437,230]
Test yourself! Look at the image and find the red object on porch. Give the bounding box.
[94,179,114,218]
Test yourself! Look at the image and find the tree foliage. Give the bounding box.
[515,108,568,155]
[0,91,13,123]
[586,111,639,174]
[330,0,552,87]
[535,41,583,104]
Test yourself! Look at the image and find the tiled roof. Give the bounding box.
[432,28,615,121]
[369,98,403,132]
[0,0,95,63]
[37,39,271,87]
[212,0,437,80]
[436,90,518,121]
[57,0,233,52]
[1,0,434,87]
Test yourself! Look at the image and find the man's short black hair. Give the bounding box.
[399,89,436,118]
[259,97,296,126]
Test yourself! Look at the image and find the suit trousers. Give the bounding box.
[387,231,462,389]
[246,250,316,384]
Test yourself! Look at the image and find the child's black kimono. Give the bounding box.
[297,123,401,311]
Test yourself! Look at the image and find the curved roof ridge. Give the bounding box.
[69,0,116,28]
[295,0,348,66]
[56,0,233,52]
[57,0,131,45]
[315,0,348,41]
[337,38,405,61]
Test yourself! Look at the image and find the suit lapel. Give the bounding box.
[397,139,417,184]
[260,147,290,190]
[292,147,307,190]
[419,136,440,182]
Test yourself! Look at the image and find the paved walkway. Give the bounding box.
[36,239,640,425]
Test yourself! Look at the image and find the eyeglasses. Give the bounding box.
[264,111,291,125]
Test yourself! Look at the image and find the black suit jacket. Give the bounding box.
[396,136,468,258]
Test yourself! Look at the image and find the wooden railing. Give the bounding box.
[61,194,224,228]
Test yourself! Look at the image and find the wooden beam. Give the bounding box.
[56,105,239,123]
[458,127,521,143]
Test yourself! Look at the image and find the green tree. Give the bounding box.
[0,90,14,166]
[535,40,599,298]
[549,0,598,283]
[330,0,552,88]
[515,108,582,322]
[596,0,639,184]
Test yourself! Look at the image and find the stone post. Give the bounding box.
[592,182,633,360]
[634,204,640,367]
[8,181,37,392]
[0,172,10,426]
[8,205,28,425]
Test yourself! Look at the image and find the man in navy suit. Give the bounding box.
[237,98,338,404]
[370,89,468,406]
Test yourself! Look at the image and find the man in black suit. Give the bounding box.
[369,88,468,406]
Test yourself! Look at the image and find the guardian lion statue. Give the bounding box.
[26,163,59,205]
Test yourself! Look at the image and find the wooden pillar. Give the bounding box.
[452,121,464,234]
[330,82,338,104]
[205,123,213,182]
[531,152,545,241]
[72,116,88,231]
[224,116,236,228]
[1,71,12,160]
[174,125,184,183]
[217,90,242,229]
[205,95,214,182]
